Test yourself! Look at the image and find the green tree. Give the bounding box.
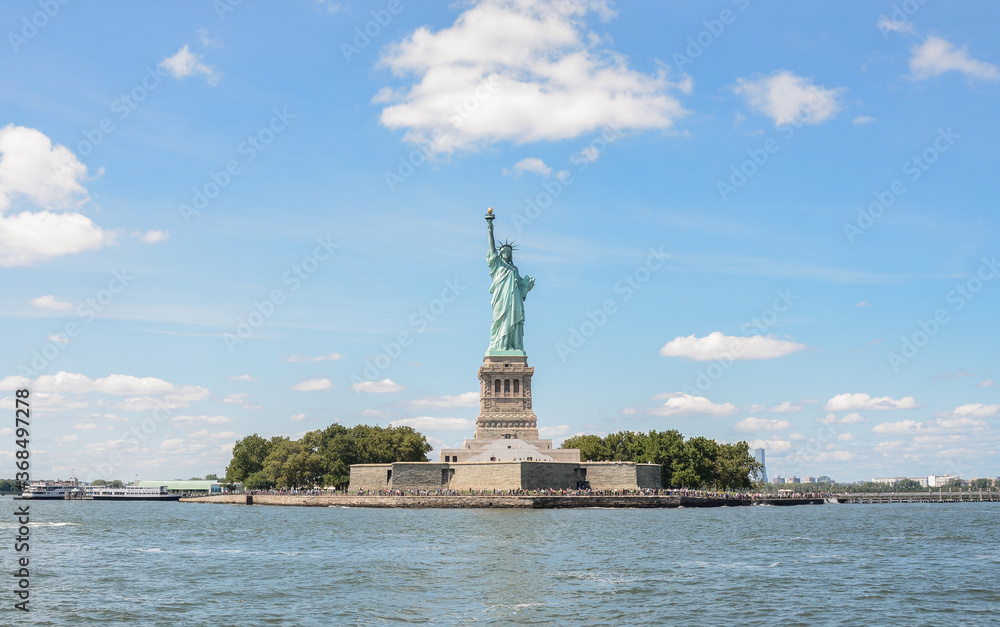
[672,437,720,488]
[970,478,992,491]
[633,430,685,488]
[895,478,922,492]
[561,434,609,461]
[715,441,761,490]
[225,434,276,485]
[204,474,219,481]
[91,479,108,486]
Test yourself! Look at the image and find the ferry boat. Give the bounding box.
[87,485,182,501]
[18,478,86,500]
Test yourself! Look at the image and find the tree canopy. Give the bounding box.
[562,430,762,490]
[225,424,432,489]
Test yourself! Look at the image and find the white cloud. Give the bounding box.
[409,392,479,409]
[292,377,333,392]
[877,16,915,36]
[375,0,688,154]
[938,403,1000,419]
[390,416,474,431]
[170,414,233,426]
[504,157,552,177]
[159,45,220,85]
[0,210,113,267]
[133,229,170,244]
[0,125,112,266]
[0,375,31,390]
[824,393,919,412]
[852,116,876,126]
[733,70,844,126]
[73,422,98,430]
[539,425,570,437]
[855,301,871,307]
[223,393,248,404]
[768,401,803,414]
[0,124,89,211]
[160,438,186,451]
[910,36,1000,81]
[659,332,806,361]
[285,352,342,362]
[872,417,987,435]
[837,433,854,441]
[733,417,791,432]
[978,379,997,388]
[31,294,74,312]
[290,413,306,421]
[351,378,404,394]
[34,371,95,394]
[48,334,70,344]
[748,438,792,454]
[817,412,868,425]
[648,392,738,417]
[197,28,223,48]
[228,374,259,382]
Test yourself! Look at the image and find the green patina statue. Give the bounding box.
[486,208,534,355]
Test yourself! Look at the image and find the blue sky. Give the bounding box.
[1,0,998,483]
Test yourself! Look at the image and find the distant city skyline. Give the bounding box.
[1,1,998,483]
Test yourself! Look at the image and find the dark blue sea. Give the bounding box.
[3,497,998,625]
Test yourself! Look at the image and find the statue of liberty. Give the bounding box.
[485,209,534,353]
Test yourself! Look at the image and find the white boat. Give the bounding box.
[18,478,86,500]
[87,485,182,501]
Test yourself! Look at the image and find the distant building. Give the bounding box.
[928,474,960,487]
[773,476,785,484]
[806,475,816,483]
[137,480,222,495]
[872,477,902,485]
[816,475,832,483]
[789,476,801,484]
[754,448,767,483]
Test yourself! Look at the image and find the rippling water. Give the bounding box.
[3,497,999,625]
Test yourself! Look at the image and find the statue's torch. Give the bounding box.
[485,206,495,223]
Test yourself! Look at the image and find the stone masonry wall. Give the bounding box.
[348,464,391,491]
[636,464,662,489]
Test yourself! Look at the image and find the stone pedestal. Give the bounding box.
[474,354,538,440]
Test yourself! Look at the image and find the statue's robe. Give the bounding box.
[487,248,532,351]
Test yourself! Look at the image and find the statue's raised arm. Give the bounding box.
[484,208,530,354]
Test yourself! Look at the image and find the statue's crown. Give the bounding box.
[499,239,516,252]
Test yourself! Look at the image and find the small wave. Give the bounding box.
[28,522,79,527]
[134,548,166,553]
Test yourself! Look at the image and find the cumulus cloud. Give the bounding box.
[351,378,404,394]
[872,416,987,435]
[170,415,233,425]
[539,425,570,437]
[659,332,806,361]
[133,229,170,243]
[748,438,792,454]
[31,294,74,312]
[817,412,867,425]
[910,36,1000,81]
[228,374,259,382]
[285,352,342,362]
[852,116,876,126]
[73,422,98,430]
[733,417,791,432]
[290,413,306,421]
[768,401,803,414]
[824,393,919,412]
[409,392,479,409]
[159,45,220,85]
[0,125,113,266]
[978,379,997,388]
[292,377,333,392]
[375,0,688,154]
[502,157,567,179]
[648,392,738,417]
[937,403,1000,419]
[389,417,474,431]
[733,70,844,126]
